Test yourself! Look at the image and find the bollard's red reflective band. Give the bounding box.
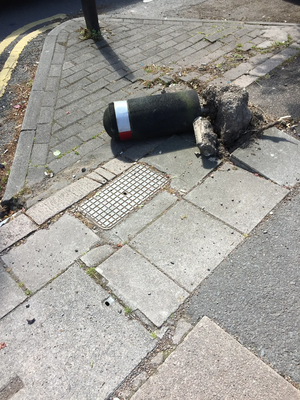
[114,101,132,140]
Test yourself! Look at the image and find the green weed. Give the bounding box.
[125,306,132,315]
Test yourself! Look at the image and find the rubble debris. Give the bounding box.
[203,85,252,146]
[193,117,218,157]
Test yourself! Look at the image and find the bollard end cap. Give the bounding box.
[103,103,120,140]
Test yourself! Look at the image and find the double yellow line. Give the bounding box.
[0,14,66,98]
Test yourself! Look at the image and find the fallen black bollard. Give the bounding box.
[103,90,202,141]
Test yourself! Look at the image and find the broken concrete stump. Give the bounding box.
[193,117,217,157]
[202,85,252,146]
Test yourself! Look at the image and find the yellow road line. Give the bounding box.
[0,14,66,56]
[0,22,59,98]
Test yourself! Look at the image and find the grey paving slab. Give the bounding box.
[185,162,289,233]
[186,189,300,385]
[101,157,133,175]
[132,316,300,400]
[80,244,115,267]
[142,134,219,192]
[231,128,300,186]
[0,214,37,253]
[94,166,116,181]
[86,171,106,183]
[224,62,253,81]
[131,200,244,292]
[101,190,178,245]
[0,266,26,319]
[232,74,258,88]
[0,265,155,400]
[96,245,189,327]
[30,143,49,166]
[26,177,100,225]
[1,214,100,292]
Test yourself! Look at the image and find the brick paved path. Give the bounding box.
[4,16,300,203]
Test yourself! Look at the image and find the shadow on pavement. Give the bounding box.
[93,36,133,76]
[283,0,300,5]
[247,56,300,120]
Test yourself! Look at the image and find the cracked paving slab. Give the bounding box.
[0,265,155,400]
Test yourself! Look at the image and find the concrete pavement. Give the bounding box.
[0,15,300,399]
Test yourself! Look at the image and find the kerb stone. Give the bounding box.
[2,131,35,205]
[26,177,100,225]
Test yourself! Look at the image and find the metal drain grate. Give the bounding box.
[80,163,168,229]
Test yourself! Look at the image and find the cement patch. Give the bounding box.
[185,162,289,233]
[132,316,300,400]
[231,127,300,186]
[1,214,100,292]
[131,200,244,291]
[0,265,155,400]
[96,245,189,327]
[142,134,219,192]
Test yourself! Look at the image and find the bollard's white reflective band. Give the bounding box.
[114,101,132,140]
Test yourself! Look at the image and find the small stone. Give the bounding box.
[172,318,192,344]
[151,352,164,366]
[82,168,86,173]
[131,371,148,390]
